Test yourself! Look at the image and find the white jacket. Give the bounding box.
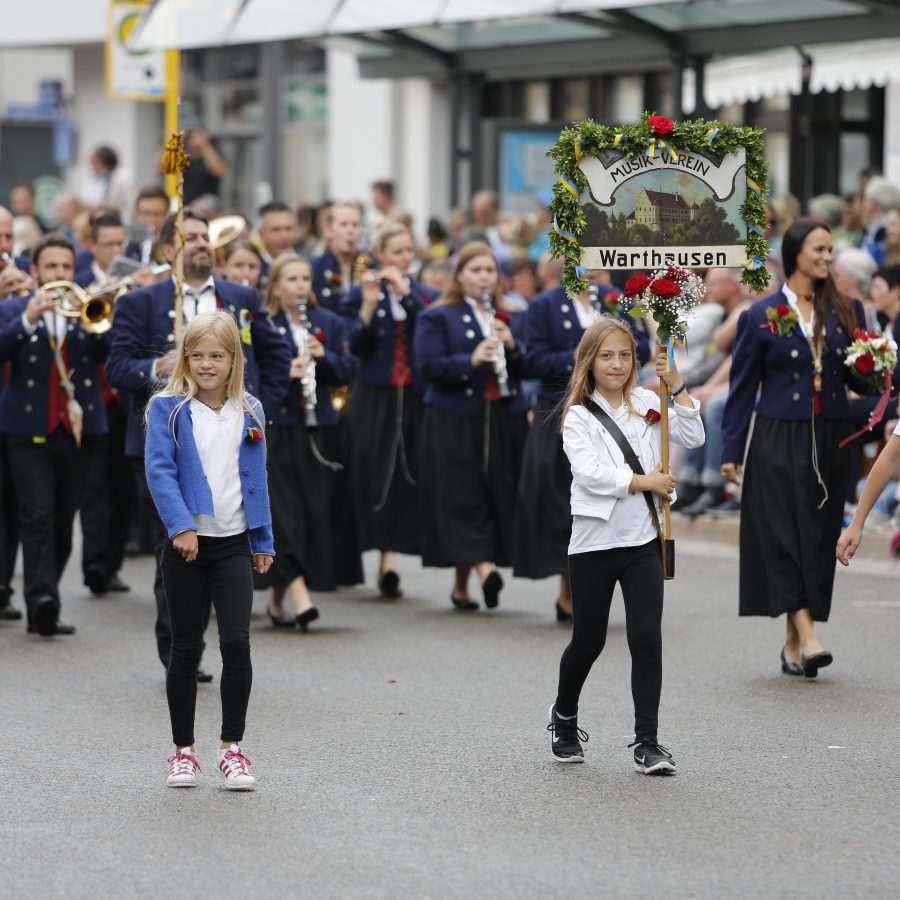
[563,387,705,522]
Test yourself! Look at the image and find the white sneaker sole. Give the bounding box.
[548,704,585,763]
[166,776,198,788]
[216,768,257,791]
[633,760,676,775]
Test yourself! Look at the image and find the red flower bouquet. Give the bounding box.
[620,268,705,342]
[649,279,681,299]
[623,273,650,298]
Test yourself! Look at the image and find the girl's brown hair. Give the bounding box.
[264,252,316,317]
[436,241,518,312]
[560,317,640,430]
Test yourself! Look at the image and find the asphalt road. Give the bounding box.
[2,538,899,899]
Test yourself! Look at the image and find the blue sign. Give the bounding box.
[499,130,559,216]
[53,121,74,166]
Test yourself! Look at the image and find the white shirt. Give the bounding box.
[782,282,816,337]
[573,296,596,330]
[21,308,70,345]
[189,398,248,537]
[463,296,491,337]
[177,276,217,323]
[387,285,408,322]
[564,387,705,553]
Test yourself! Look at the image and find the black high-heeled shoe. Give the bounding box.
[481,570,503,610]
[378,570,403,599]
[268,607,296,629]
[780,648,803,676]
[555,601,573,625]
[296,607,320,633]
[451,593,478,612]
[801,650,833,678]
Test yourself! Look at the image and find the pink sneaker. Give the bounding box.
[167,749,202,787]
[216,744,256,791]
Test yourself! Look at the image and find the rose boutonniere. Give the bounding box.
[313,328,326,344]
[603,292,620,316]
[647,115,675,137]
[246,426,264,444]
[493,310,512,326]
[643,408,661,434]
[761,303,798,337]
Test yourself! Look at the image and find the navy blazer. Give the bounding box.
[0,294,110,437]
[144,393,274,555]
[414,300,529,418]
[525,286,651,403]
[106,278,291,457]
[267,305,358,428]
[310,249,374,314]
[721,289,868,464]
[340,279,438,390]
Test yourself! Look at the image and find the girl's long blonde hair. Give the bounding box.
[265,253,317,317]
[146,310,262,434]
[560,316,640,430]
[436,241,518,312]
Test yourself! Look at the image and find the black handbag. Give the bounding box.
[587,401,675,580]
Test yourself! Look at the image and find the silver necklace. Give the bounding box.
[198,397,226,411]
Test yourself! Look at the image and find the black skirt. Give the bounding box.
[418,403,527,568]
[513,398,571,579]
[257,422,362,593]
[739,415,851,621]
[346,381,421,554]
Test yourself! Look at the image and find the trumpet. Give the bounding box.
[480,288,512,400]
[0,252,32,297]
[42,264,171,334]
[296,297,319,429]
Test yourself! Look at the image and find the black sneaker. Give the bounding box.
[547,705,588,763]
[629,740,676,775]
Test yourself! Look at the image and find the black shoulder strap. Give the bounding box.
[587,401,662,534]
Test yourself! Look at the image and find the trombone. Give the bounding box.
[42,264,171,334]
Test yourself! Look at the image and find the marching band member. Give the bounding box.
[0,206,36,300]
[0,234,111,637]
[222,238,264,291]
[257,202,299,287]
[262,254,361,628]
[515,279,650,622]
[341,222,438,598]
[414,241,529,611]
[311,202,370,313]
[107,208,290,674]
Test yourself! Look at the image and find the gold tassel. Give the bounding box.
[160,132,190,175]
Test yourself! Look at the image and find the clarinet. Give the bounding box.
[480,289,512,399]
[587,281,602,320]
[297,297,319,429]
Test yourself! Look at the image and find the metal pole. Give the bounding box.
[164,50,181,198]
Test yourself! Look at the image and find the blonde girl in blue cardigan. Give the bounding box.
[145,311,274,791]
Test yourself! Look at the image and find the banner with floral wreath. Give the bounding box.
[548,113,770,297]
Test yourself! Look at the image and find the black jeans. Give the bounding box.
[162,532,253,747]
[556,539,664,743]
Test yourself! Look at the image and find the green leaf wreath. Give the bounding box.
[547,112,771,297]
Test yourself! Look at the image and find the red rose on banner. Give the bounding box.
[650,279,681,299]
[624,273,650,297]
[648,116,675,136]
[776,304,791,317]
[855,353,876,375]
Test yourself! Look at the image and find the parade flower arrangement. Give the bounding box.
[643,407,662,434]
[603,291,621,316]
[621,265,706,343]
[838,329,898,448]
[845,329,897,391]
[761,303,799,337]
[548,112,770,297]
[246,427,264,444]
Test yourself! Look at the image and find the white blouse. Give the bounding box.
[189,398,248,537]
[563,387,705,553]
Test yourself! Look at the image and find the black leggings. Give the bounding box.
[556,539,664,743]
[162,532,253,747]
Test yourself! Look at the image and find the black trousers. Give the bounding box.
[162,533,253,747]
[556,539,664,743]
[80,401,134,582]
[0,437,20,604]
[6,430,86,620]
[78,434,110,583]
[132,458,209,668]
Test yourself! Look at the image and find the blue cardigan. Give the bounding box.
[144,393,275,556]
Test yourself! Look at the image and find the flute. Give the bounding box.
[480,288,512,399]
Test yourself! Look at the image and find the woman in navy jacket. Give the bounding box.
[341,222,438,599]
[414,241,529,611]
[514,281,649,622]
[721,218,869,678]
[262,254,361,630]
